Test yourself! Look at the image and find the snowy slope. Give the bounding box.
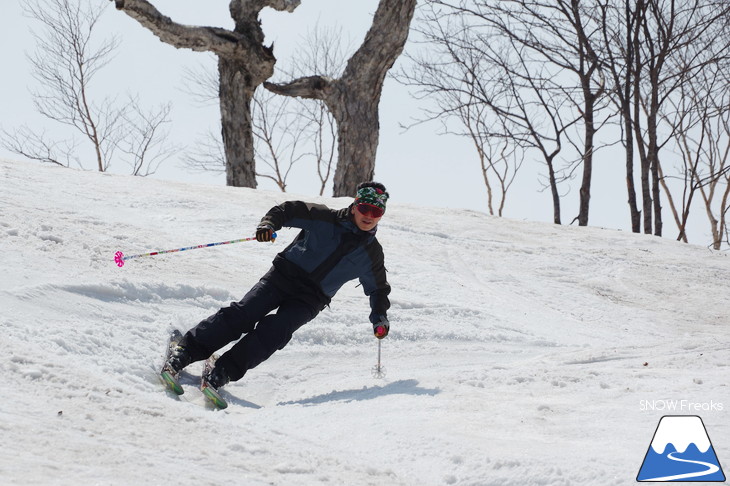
[1,158,728,485]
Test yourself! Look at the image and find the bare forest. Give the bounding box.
[403,0,730,248]
[4,0,729,249]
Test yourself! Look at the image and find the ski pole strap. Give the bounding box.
[114,232,277,267]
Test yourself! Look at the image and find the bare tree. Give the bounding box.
[179,25,346,195]
[712,67,730,249]
[466,0,610,227]
[181,125,227,176]
[305,96,338,196]
[555,1,609,226]
[254,24,346,193]
[179,57,227,175]
[12,0,122,172]
[600,0,642,233]
[1,127,80,168]
[397,5,528,217]
[251,87,307,191]
[112,0,302,188]
[599,0,730,240]
[658,60,730,248]
[285,24,346,195]
[466,113,524,217]
[3,0,173,176]
[629,0,730,236]
[402,1,595,224]
[265,0,417,196]
[117,99,176,176]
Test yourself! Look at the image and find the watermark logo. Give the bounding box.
[637,415,725,482]
[640,400,724,413]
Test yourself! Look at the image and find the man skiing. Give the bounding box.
[163,182,391,395]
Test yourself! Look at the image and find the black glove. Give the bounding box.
[256,225,274,242]
[373,317,390,339]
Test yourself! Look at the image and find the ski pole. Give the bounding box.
[372,339,386,379]
[114,233,277,267]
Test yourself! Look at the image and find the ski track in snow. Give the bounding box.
[1,159,729,485]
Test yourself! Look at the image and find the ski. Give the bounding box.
[201,355,228,409]
[160,329,184,395]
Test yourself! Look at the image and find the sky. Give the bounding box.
[0,0,718,247]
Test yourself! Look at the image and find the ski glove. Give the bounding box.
[256,225,274,242]
[373,317,390,339]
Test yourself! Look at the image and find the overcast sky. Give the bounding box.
[0,0,716,246]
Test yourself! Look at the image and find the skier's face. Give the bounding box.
[351,204,383,232]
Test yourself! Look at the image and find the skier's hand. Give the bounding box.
[256,225,274,242]
[373,317,389,339]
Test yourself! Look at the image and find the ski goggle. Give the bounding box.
[356,203,385,218]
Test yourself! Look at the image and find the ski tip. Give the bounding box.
[202,386,228,409]
[161,370,184,395]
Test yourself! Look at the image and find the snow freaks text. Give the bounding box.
[639,400,724,412]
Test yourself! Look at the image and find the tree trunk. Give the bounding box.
[547,157,562,224]
[636,118,653,234]
[651,151,663,237]
[577,93,595,226]
[647,72,663,236]
[719,185,730,250]
[113,0,300,188]
[218,58,257,187]
[624,98,641,232]
[621,0,641,232]
[265,0,417,197]
[329,82,380,196]
[633,64,653,233]
[630,0,653,234]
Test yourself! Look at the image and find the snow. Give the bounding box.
[1,158,729,485]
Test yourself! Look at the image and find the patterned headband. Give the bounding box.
[355,186,389,211]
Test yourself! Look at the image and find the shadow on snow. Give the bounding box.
[277,379,440,406]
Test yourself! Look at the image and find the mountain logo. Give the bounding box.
[637,415,725,482]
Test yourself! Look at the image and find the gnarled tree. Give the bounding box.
[264,0,417,196]
[111,0,301,187]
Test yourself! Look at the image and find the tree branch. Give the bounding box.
[268,0,416,99]
[111,0,284,60]
[264,76,333,101]
[344,0,417,87]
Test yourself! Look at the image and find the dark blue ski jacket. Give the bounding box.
[259,201,390,324]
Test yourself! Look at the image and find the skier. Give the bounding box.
[164,181,392,392]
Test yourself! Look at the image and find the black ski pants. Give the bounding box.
[182,277,319,381]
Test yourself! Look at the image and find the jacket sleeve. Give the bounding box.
[259,201,331,232]
[361,240,391,324]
